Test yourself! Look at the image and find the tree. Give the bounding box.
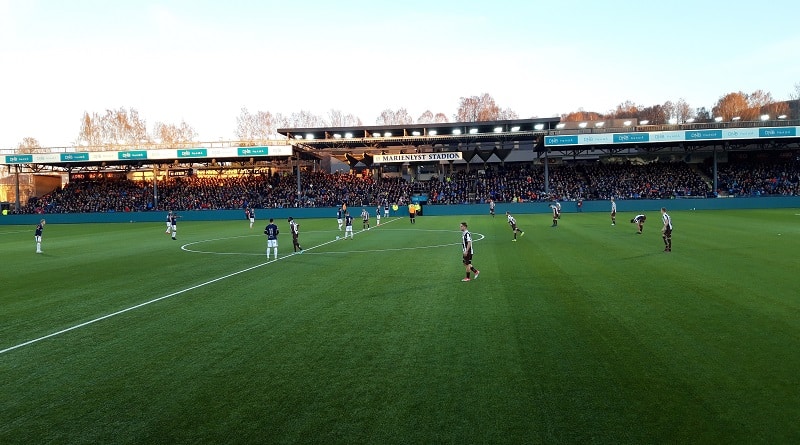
[661,101,676,123]
[375,108,413,125]
[637,104,666,124]
[498,107,519,120]
[712,92,750,121]
[561,109,604,122]
[104,107,148,146]
[289,110,326,128]
[327,109,362,127]
[761,101,790,119]
[455,93,503,122]
[236,107,279,141]
[433,113,449,123]
[610,100,640,119]
[791,82,800,101]
[417,110,434,124]
[76,107,148,150]
[747,89,774,110]
[17,137,46,153]
[77,111,104,149]
[152,121,197,146]
[674,98,694,123]
[695,107,712,122]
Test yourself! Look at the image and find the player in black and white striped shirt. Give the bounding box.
[630,214,646,234]
[661,207,672,252]
[506,211,525,241]
[460,222,480,282]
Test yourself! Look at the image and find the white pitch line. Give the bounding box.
[0,217,400,355]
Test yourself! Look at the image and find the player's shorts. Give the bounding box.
[510,223,518,231]
[611,211,616,217]
[267,239,277,248]
[171,225,177,231]
[249,218,255,223]
[337,219,342,224]
[462,252,473,265]
[663,228,672,237]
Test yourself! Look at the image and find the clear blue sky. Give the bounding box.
[1,0,798,148]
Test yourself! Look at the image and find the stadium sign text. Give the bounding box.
[373,152,463,164]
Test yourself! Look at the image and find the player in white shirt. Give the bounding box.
[375,206,381,225]
[165,211,172,234]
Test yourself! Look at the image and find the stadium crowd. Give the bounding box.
[701,160,800,197]
[17,159,800,214]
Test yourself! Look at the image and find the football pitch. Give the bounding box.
[1,209,799,444]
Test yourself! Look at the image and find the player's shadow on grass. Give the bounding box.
[620,252,663,260]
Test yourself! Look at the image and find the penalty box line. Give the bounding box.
[0,217,402,356]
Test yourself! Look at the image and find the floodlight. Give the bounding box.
[411,131,421,136]
[578,122,588,128]
[595,122,604,128]
[384,132,392,137]
[534,124,544,130]
[511,126,521,132]
[372,132,381,137]
[714,117,723,122]
[345,132,353,138]
[640,120,649,125]
[429,130,437,136]
[306,134,314,140]
[668,118,678,125]
[452,129,462,135]
[623,121,632,127]
[469,128,478,134]
[493,127,503,133]
[778,115,787,119]
[760,114,770,121]
[294,135,303,139]
[555,123,566,129]
[732,116,741,121]
[685,118,695,123]
[333,133,342,138]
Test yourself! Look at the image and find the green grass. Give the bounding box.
[1,209,799,444]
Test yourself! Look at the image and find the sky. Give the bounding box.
[1,0,799,148]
